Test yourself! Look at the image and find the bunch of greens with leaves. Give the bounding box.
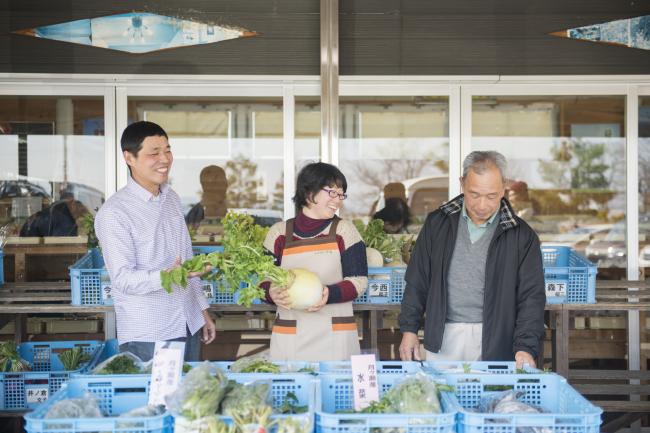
[58,347,92,371]
[353,219,402,263]
[229,357,280,373]
[94,354,142,374]
[160,211,295,307]
[0,341,30,372]
[79,213,99,250]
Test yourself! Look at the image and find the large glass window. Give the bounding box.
[0,96,105,237]
[472,95,626,278]
[127,97,284,237]
[338,96,450,233]
[639,97,650,278]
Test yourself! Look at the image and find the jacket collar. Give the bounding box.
[440,194,518,231]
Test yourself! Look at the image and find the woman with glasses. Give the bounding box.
[261,162,368,361]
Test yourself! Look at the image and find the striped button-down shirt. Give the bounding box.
[95,177,209,344]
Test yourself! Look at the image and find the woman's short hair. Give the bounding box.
[293,162,347,210]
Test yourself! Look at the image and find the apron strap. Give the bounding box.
[284,216,340,248]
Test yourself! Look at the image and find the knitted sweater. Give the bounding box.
[262,212,368,304]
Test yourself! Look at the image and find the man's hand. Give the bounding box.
[515,350,536,369]
[269,286,292,309]
[188,264,213,279]
[307,286,329,312]
[201,310,216,344]
[166,256,212,279]
[399,331,422,361]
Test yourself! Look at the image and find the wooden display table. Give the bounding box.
[2,236,88,282]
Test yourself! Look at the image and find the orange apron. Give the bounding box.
[270,217,360,361]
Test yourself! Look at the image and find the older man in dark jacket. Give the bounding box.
[399,151,545,367]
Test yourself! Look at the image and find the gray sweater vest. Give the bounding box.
[446,216,498,323]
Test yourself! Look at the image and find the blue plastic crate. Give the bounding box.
[70,247,239,305]
[444,372,602,433]
[69,249,112,306]
[24,375,173,433]
[424,361,539,375]
[354,266,406,304]
[542,246,597,304]
[174,373,318,432]
[319,361,422,375]
[316,372,457,433]
[0,340,104,410]
[209,360,319,374]
[0,249,4,287]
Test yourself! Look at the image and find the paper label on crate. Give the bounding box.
[148,341,185,407]
[368,280,390,297]
[350,354,380,411]
[545,281,567,298]
[26,386,49,404]
[201,281,214,299]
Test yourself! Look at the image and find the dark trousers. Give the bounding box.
[118,327,201,362]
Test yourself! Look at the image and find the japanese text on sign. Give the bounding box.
[148,341,185,407]
[350,354,380,411]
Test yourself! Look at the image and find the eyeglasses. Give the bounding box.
[322,188,348,200]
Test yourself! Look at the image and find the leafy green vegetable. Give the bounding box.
[353,219,406,263]
[95,355,141,374]
[0,341,30,372]
[230,357,281,373]
[179,368,228,421]
[220,381,271,418]
[58,347,91,371]
[160,211,294,306]
[276,417,311,433]
[80,212,100,250]
[231,405,274,431]
[278,391,308,414]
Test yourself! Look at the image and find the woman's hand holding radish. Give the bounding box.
[269,285,292,309]
[306,286,329,312]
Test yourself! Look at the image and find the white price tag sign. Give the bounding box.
[26,386,49,404]
[148,341,185,407]
[545,281,567,298]
[202,281,214,299]
[350,354,380,411]
[368,281,390,298]
[101,274,112,301]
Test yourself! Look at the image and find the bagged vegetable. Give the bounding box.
[44,392,103,419]
[117,404,167,429]
[91,352,144,374]
[383,372,443,414]
[478,390,550,433]
[166,362,228,421]
[220,380,272,419]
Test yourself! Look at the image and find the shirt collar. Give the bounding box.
[126,176,169,202]
[462,202,498,228]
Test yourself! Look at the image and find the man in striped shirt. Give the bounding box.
[95,121,216,361]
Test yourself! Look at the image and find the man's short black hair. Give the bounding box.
[120,121,168,157]
[293,162,347,210]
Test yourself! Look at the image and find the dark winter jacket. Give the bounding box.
[398,194,546,360]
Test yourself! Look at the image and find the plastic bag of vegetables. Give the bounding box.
[358,372,452,415]
[166,362,229,422]
[220,380,272,419]
[44,391,103,419]
[91,352,145,375]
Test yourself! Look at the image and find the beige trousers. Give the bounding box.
[425,322,483,361]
